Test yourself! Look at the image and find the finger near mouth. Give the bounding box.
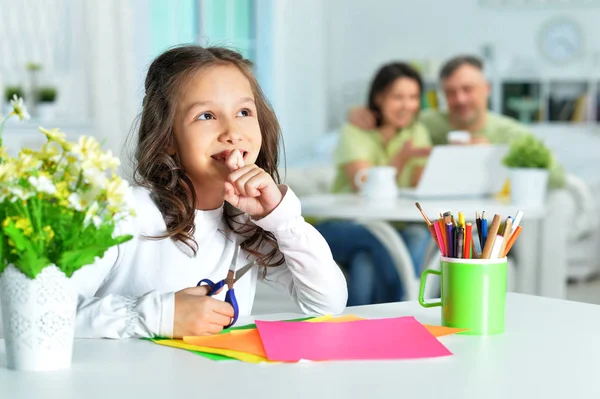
[211,151,249,163]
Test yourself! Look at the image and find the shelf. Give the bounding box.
[502,82,543,123]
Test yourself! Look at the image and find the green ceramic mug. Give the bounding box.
[419,256,507,335]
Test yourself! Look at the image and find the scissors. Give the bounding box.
[196,245,255,328]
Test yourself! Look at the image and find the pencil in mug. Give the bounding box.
[464,222,472,259]
[434,221,446,256]
[446,222,454,258]
[455,227,464,259]
[490,235,504,259]
[498,216,513,259]
[503,226,523,257]
[415,202,443,253]
[481,211,488,250]
[481,214,502,259]
[471,238,479,259]
[443,211,452,226]
[509,211,524,240]
[458,212,465,229]
[475,212,482,249]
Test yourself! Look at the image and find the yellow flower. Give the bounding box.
[91,150,120,172]
[16,151,41,172]
[105,175,129,213]
[9,95,30,121]
[2,216,34,236]
[39,127,71,150]
[54,183,72,207]
[39,141,62,160]
[71,136,101,161]
[0,160,16,182]
[43,225,55,241]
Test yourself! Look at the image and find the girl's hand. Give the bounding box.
[223,149,283,218]
[173,285,234,338]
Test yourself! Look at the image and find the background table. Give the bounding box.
[299,193,568,298]
[2,294,599,398]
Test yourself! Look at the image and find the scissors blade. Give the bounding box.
[234,260,256,282]
[225,245,240,288]
[230,245,240,271]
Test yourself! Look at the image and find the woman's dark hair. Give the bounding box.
[133,45,284,267]
[367,62,423,127]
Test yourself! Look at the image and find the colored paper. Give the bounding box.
[183,315,365,357]
[423,325,468,337]
[256,316,453,362]
[306,314,363,323]
[184,329,266,357]
[152,315,463,363]
[152,338,270,363]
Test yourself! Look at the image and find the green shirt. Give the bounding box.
[332,122,432,193]
[419,109,566,188]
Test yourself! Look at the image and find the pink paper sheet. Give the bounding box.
[255,316,452,362]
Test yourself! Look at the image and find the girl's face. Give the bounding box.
[173,64,262,189]
[377,77,421,129]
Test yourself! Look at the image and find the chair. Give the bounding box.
[563,174,600,281]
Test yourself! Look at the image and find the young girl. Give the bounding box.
[73,45,347,339]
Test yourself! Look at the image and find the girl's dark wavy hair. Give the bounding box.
[133,45,284,267]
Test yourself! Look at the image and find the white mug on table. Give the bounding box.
[354,166,398,199]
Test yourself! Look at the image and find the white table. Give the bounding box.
[2,294,599,398]
[299,193,569,298]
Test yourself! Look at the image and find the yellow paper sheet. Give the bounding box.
[424,325,469,337]
[153,338,271,364]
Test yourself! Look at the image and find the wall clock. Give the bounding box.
[538,18,583,64]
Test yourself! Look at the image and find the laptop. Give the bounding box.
[397,145,509,199]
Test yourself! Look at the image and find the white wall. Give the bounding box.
[85,0,138,180]
[324,0,600,128]
[260,0,328,167]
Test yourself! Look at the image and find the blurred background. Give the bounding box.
[2,0,600,306]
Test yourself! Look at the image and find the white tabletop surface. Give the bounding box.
[299,193,545,221]
[2,293,599,399]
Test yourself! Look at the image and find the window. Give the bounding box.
[199,0,256,61]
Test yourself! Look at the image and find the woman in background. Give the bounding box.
[317,62,432,305]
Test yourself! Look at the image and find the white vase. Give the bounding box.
[0,264,77,371]
[509,168,549,208]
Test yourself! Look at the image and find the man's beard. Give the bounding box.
[451,109,481,129]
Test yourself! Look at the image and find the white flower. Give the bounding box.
[96,150,120,171]
[82,166,109,190]
[9,95,30,121]
[68,193,85,211]
[8,186,34,201]
[28,175,56,195]
[83,201,103,228]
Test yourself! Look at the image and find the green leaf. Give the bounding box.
[2,221,51,279]
[57,234,133,277]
